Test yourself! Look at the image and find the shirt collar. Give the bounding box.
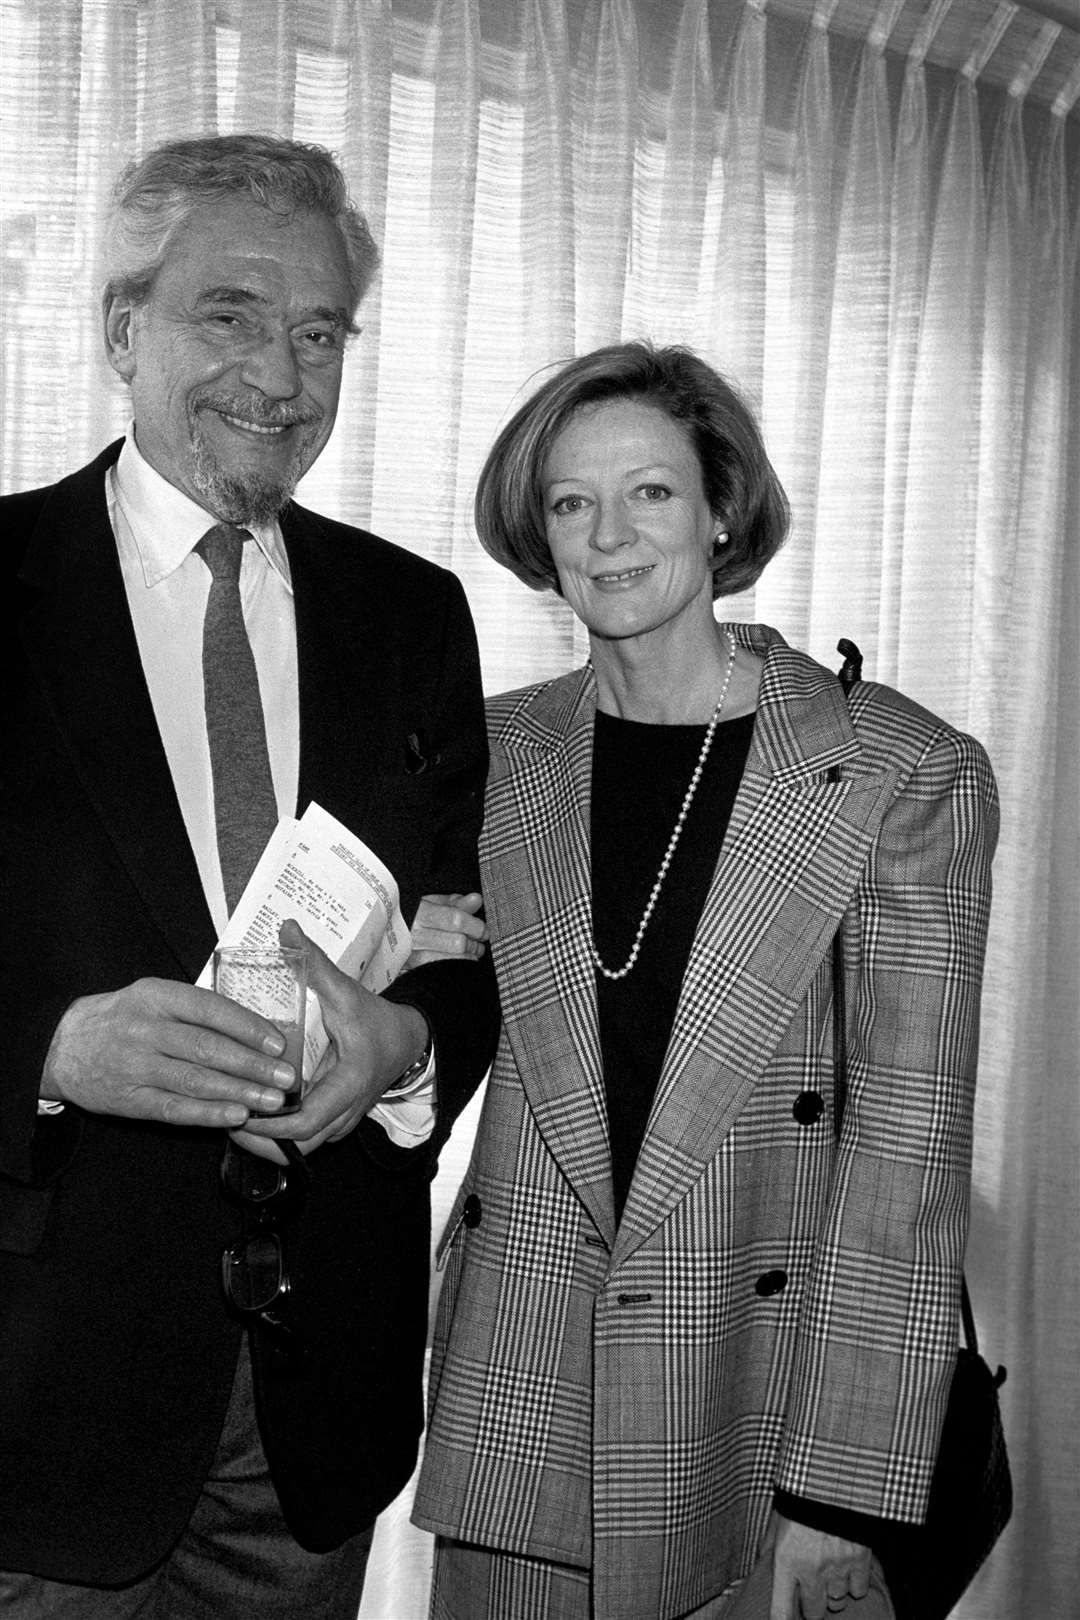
[111,424,293,590]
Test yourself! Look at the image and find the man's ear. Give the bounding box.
[103,294,137,382]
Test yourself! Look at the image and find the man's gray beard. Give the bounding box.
[187,407,324,524]
[190,436,297,526]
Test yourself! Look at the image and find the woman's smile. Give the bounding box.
[589,562,657,585]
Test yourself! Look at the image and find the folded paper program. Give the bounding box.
[197,801,412,1079]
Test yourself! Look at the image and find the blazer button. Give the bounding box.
[462,1193,482,1229]
[793,1090,825,1125]
[755,1269,788,1297]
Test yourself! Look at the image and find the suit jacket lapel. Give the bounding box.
[283,503,381,832]
[613,630,899,1266]
[16,446,214,980]
[483,668,616,1245]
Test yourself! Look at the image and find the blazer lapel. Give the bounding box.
[483,668,616,1246]
[16,447,214,980]
[614,629,899,1266]
[282,504,380,831]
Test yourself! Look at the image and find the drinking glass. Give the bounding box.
[212,944,307,1115]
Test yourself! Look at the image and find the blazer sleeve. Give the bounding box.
[775,722,999,1524]
[366,570,499,1164]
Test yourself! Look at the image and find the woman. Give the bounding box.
[411,343,998,1620]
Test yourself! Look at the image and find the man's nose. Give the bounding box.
[239,331,302,399]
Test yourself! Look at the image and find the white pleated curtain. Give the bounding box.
[2,2,1077,1615]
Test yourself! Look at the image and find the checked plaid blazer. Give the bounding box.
[413,623,999,1620]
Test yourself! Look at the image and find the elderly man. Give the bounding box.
[1,134,498,1618]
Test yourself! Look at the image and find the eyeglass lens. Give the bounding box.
[222,1229,286,1313]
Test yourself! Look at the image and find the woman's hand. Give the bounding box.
[408,892,488,967]
[766,1512,872,1619]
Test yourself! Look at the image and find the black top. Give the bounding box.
[591,708,755,1221]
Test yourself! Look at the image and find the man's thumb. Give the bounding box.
[278,919,341,1000]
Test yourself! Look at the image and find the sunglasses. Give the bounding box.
[219,1139,311,1343]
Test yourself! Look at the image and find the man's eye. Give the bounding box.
[296,328,343,359]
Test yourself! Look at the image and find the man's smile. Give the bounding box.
[216,412,294,437]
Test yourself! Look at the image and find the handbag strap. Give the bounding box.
[828,639,980,1360]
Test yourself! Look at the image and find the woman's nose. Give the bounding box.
[590,502,633,553]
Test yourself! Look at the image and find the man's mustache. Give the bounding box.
[192,394,322,430]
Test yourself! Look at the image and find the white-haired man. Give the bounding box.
[1,134,497,1618]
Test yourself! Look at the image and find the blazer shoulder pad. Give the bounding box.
[846,678,993,785]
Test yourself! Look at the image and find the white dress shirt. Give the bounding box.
[105,428,433,1142]
[109,430,299,931]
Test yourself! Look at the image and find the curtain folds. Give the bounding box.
[711,0,767,403]
[2,2,1077,1615]
[879,50,930,677]
[572,0,637,352]
[895,70,985,702]
[806,28,894,666]
[756,9,833,641]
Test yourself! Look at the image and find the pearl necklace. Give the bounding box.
[591,630,737,982]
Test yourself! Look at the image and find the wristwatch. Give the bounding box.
[385,1027,433,1092]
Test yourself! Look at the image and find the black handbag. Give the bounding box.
[830,641,1012,1620]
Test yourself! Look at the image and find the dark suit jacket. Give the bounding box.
[0,441,499,1583]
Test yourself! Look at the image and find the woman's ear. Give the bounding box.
[710,511,734,555]
[710,497,741,556]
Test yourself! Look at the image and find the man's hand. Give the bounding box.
[766,1512,872,1620]
[230,919,430,1163]
[408,892,488,966]
[42,979,297,1129]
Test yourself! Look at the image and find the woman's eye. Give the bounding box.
[551,494,586,516]
[639,483,670,501]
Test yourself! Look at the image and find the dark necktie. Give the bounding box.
[196,524,279,915]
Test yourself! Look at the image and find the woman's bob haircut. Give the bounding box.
[475,341,790,598]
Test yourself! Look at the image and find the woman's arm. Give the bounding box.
[778,722,999,1526]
